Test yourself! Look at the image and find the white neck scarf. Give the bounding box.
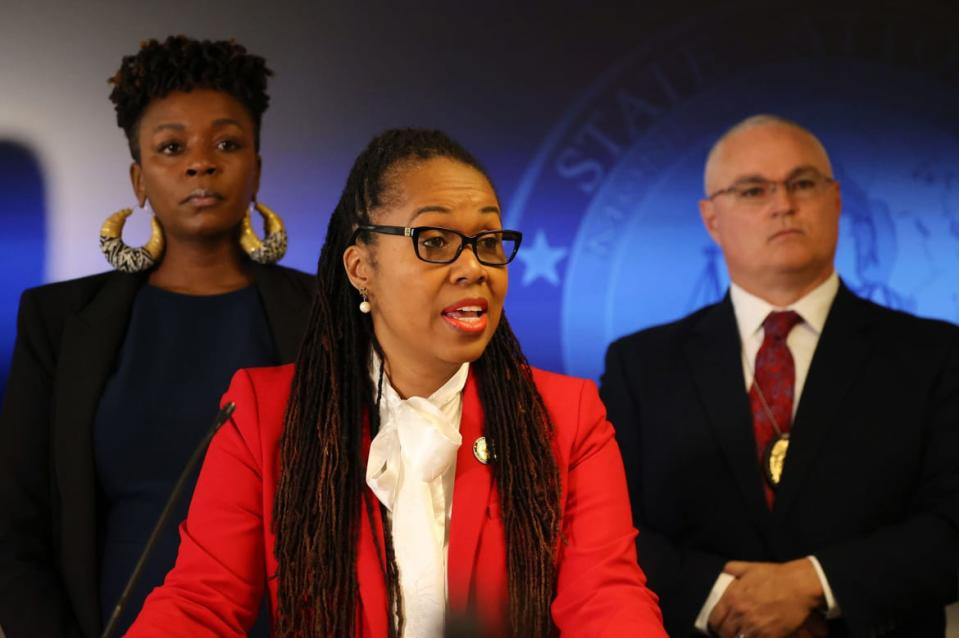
[366,355,468,638]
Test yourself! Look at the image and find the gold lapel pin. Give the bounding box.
[473,437,490,464]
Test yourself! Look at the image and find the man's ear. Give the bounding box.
[130,162,147,207]
[699,198,721,245]
[833,181,842,221]
[343,243,374,293]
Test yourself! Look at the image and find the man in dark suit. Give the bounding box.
[601,115,959,638]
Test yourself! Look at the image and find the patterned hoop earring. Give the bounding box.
[239,201,288,264]
[99,207,165,273]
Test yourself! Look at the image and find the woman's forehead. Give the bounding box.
[139,88,253,130]
[376,158,499,224]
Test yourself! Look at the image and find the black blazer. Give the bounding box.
[600,283,959,638]
[0,264,314,638]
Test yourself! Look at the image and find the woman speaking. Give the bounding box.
[127,129,665,637]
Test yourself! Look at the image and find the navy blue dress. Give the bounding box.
[94,284,277,636]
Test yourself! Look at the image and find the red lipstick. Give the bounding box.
[441,298,489,334]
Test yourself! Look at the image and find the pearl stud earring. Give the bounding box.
[359,288,371,313]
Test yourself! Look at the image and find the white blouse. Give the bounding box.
[365,356,469,638]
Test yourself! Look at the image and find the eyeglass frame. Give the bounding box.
[350,224,524,265]
[707,167,837,203]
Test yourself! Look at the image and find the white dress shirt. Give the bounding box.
[694,273,841,634]
[365,356,469,638]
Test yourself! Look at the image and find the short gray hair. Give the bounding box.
[703,114,832,194]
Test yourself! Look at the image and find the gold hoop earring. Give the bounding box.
[99,207,164,273]
[239,201,288,264]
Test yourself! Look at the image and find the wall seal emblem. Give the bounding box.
[508,5,959,378]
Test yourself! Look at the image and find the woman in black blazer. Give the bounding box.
[0,37,313,638]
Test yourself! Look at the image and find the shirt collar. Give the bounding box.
[729,272,840,341]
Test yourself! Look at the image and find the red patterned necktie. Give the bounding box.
[750,310,803,508]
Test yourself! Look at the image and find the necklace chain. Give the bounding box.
[741,347,785,436]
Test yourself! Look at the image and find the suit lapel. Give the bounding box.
[447,372,493,612]
[250,264,313,363]
[684,296,774,533]
[53,271,143,636]
[356,490,389,637]
[773,283,873,519]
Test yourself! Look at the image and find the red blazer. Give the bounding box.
[126,364,666,637]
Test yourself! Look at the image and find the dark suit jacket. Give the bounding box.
[0,264,314,638]
[600,283,959,638]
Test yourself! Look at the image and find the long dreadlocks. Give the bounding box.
[272,128,562,637]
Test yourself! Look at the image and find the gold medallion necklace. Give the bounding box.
[742,348,790,488]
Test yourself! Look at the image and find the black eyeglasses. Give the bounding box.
[351,225,523,265]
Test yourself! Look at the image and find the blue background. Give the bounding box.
[0,143,45,393]
[2,1,958,387]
